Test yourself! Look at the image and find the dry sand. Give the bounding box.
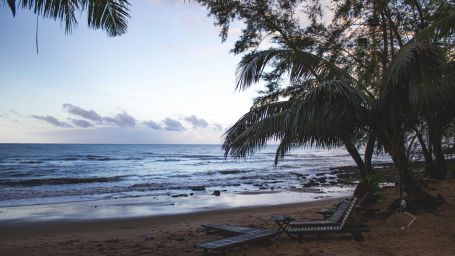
[1,179,455,256]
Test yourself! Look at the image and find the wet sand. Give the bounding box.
[1,179,455,256]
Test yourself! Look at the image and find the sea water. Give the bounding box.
[0,144,391,209]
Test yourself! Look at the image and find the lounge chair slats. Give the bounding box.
[202,224,260,235]
[194,229,276,251]
[273,197,368,240]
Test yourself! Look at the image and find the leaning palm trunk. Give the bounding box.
[428,124,447,179]
[363,135,376,172]
[343,137,368,180]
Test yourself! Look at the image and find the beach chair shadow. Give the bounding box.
[272,197,369,242]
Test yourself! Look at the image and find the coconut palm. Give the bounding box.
[378,39,455,180]
[223,47,375,185]
[2,0,130,37]
[223,35,454,207]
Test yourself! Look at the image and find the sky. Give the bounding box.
[0,0,261,144]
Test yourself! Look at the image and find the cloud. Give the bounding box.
[10,110,22,117]
[63,103,102,122]
[31,115,72,128]
[163,118,185,131]
[213,123,224,131]
[103,112,136,127]
[71,119,93,128]
[184,115,208,128]
[144,120,161,129]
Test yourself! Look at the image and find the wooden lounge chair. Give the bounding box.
[194,224,277,255]
[272,197,368,241]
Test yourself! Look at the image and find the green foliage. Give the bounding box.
[365,171,383,194]
[204,0,455,185]
[2,0,131,37]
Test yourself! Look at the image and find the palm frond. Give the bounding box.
[295,80,369,138]
[236,49,286,91]
[382,41,454,116]
[5,0,16,16]
[223,80,370,164]
[19,0,80,34]
[86,0,130,37]
[415,3,455,42]
[223,101,292,158]
[11,0,130,36]
[235,48,354,91]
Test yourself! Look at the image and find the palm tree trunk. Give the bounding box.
[343,137,368,181]
[392,143,443,211]
[364,135,376,171]
[429,125,447,179]
[414,128,435,176]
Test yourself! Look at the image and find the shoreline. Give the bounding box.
[2,179,455,255]
[0,197,345,229]
[0,188,354,222]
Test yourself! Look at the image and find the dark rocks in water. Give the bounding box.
[231,183,241,187]
[171,194,188,198]
[189,193,194,196]
[303,180,318,187]
[191,186,206,191]
[212,190,221,196]
[315,173,326,176]
[329,181,338,185]
[317,177,327,183]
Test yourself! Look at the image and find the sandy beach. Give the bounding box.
[1,178,455,256]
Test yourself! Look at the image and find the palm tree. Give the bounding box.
[3,0,130,37]
[223,48,375,187]
[223,33,454,208]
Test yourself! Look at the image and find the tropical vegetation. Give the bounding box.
[197,0,455,209]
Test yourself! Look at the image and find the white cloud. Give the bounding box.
[143,120,161,129]
[103,112,137,128]
[71,119,93,128]
[63,103,102,122]
[31,115,72,128]
[184,115,208,128]
[163,117,185,131]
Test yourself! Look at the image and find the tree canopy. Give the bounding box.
[199,0,455,207]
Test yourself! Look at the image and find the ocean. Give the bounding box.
[0,144,390,220]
